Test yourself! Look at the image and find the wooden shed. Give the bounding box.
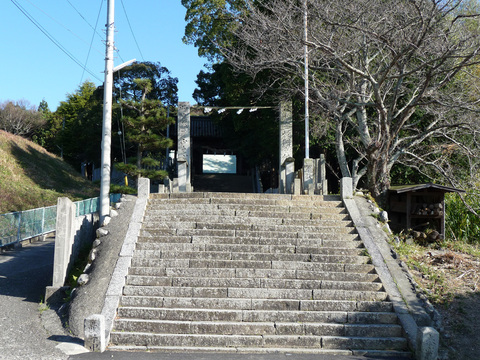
[388,183,465,238]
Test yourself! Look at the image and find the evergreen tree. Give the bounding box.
[115,78,174,181]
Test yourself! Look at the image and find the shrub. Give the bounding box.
[445,192,480,244]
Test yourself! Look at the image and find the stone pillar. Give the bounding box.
[177,158,188,193]
[279,101,293,194]
[84,315,106,352]
[284,158,295,194]
[138,177,150,199]
[294,178,302,195]
[315,154,327,194]
[303,158,314,194]
[52,197,76,287]
[340,177,353,199]
[177,102,191,192]
[416,327,439,360]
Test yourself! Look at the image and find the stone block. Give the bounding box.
[416,326,439,360]
[138,177,150,199]
[45,286,68,305]
[303,158,315,193]
[84,314,106,352]
[340,177,353,198]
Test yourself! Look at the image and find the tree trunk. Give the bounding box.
[366,143,391,208]
[335,118,351,178]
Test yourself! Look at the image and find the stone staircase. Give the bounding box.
[109,193,411,357]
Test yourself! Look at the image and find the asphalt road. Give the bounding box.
[0,239,81,360]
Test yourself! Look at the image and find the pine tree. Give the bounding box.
[115,78,174,181]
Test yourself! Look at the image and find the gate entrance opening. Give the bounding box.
[202,154,237,174]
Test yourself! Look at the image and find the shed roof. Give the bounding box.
[389,183,465,194]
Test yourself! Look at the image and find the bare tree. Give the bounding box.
[224,0,480,203]
[0,100,45,137]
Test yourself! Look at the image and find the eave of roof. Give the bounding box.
[389,183,465,194]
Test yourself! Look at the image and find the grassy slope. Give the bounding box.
[0,130,99,214]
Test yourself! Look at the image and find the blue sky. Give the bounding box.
[1,1,207,110]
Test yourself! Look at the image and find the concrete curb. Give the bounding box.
[84,178,150,352]
[340,178,439,360]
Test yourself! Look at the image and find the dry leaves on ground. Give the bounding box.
[407,249,480,360]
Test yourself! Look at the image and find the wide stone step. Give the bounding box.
[150,192,341,201]
[125,275,383,292]
[146,207,348,219]
[108,346,411,358]
[122,286,387,301]
[116,307,398,325]
[128,267,380,283]
[109,332,407,351]
[120,296,394,313]
[139,227,356,238]
[113,318,403,338]
[146,205,348,214]
[135,242,365,256]
[144,213,351,223]
[133,250,370,265]
[130,258,374,272]
[140,221,355,233]
[137,234,361,245]
[149,193,342,205]
[144,216,353,232]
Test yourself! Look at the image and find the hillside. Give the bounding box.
[0,130,99,214]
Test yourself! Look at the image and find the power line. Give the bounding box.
[10,0,102,82]
[66,0,125,64]
[80,0,104,84]
[24,0,103,56]
[120,0,145,61]
[66,0,104,39]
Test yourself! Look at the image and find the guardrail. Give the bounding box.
[0,193,122,248]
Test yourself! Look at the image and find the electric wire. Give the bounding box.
[10,0,102,82]
[66,0,125,64]
[66,0,104,39]
[120,0,145,61]
[24,0,104,56]
[80,0,104,84]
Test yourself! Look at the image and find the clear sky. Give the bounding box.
[1,0,207,110]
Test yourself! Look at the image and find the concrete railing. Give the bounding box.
[340,177,439,360]
[44,194,122,303]
[84,178,150,352]
[43,198,100,304]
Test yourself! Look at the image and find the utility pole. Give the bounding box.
[100,0,115,224]
[304,0,310,159]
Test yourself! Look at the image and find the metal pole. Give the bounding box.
[304,0,310,159]
[100,0,115,223]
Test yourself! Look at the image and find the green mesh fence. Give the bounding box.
[1,193,122,247]
[0,206,57,247]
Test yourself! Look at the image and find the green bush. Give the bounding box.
[445,192,480,244]
[110,184,136,195]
